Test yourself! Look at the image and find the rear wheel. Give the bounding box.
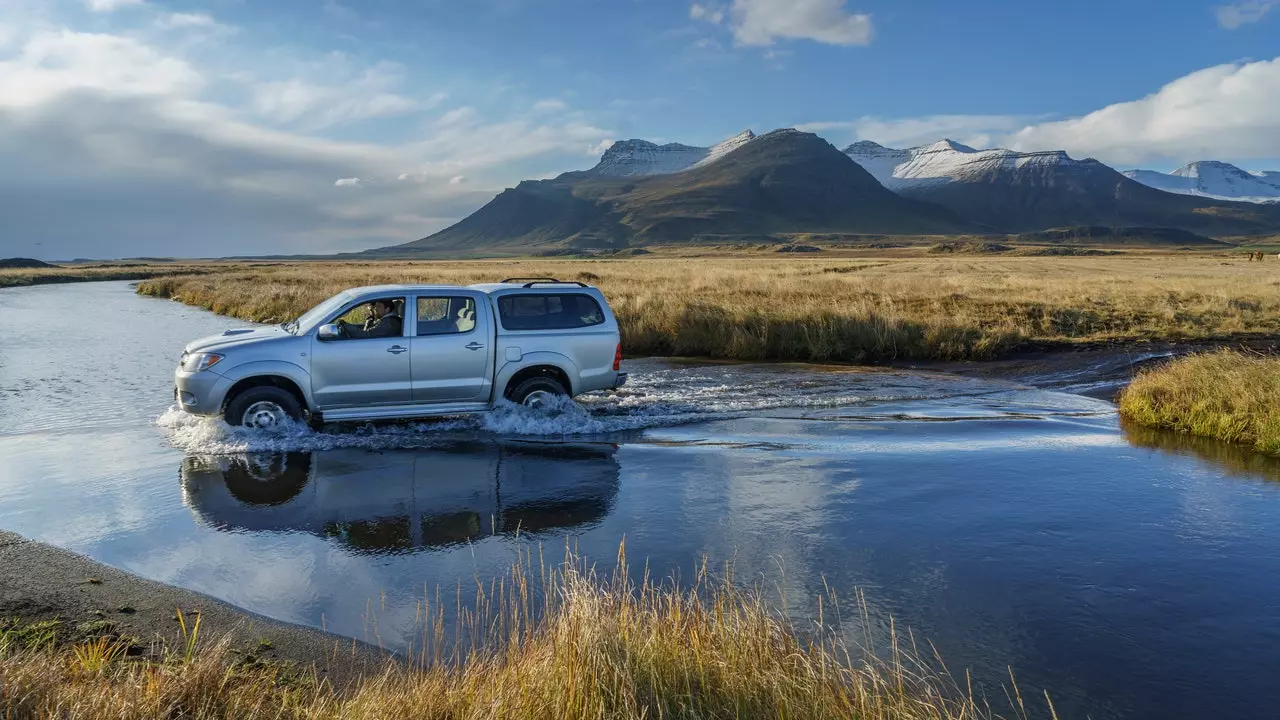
[224,386,303,429]
[506,376,568,410]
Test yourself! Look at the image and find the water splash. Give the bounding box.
[157,362,1100,455]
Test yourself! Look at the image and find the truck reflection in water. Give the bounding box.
[180,441,620,554]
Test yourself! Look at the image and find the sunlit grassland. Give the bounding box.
[0,550,1017,720]
[0,264,212,289]
[135,253,1280,362]
[1119,349,1280,455]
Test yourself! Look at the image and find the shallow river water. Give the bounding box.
[2,282,1279,719]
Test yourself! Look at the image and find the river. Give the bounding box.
[1,281,1278,719]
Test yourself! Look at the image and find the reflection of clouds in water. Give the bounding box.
[0,431,171,551]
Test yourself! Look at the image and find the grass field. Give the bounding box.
[128,252,1280,362]
[1119,350,1280,455]
[0,263,212,289]
[0,551,1008,720]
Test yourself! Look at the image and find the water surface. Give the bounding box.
[2,282,1279,720]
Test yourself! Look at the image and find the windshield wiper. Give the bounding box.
[280,320,297,334]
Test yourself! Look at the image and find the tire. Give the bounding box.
[505,375,569,409]
[223,386,303,429]
[221,453,312,506]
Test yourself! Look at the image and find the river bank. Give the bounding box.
[129,253,1280,363]
[0,531,384,688]
[1118,350,1280,455]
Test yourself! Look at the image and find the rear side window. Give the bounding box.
[498,294,605,331]
[417,296,477,336]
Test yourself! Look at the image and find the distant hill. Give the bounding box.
[844,140,1280,236]
[0,258,56,269]
[1012,226,1227,247]
[381,129,970,254]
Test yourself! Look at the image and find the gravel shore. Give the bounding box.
[0,530,386,687]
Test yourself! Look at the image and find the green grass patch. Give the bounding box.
[1118,349,1280,455]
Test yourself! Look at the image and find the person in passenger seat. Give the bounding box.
[456,304,475,332]
[338,299,403,339]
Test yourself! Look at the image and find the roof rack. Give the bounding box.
[499,277,590,288]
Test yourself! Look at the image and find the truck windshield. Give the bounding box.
[290,292,353,334]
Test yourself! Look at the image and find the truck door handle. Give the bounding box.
[465,342,485,351]
[387,345,408,354]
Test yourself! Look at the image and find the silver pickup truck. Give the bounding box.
[174,278,627,428]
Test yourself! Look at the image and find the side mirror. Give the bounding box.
[317,323,342,340]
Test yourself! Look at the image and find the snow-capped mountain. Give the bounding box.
[588,130,756,177]
[843,139,1098,191]
[1122,161,1280,204]
[842,137,1280,235]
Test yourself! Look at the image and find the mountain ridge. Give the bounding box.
[1123,161,1280,203]
[384,129,971,253]
[370,130,1280,255]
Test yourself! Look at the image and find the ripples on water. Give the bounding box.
[157,359,1116,454]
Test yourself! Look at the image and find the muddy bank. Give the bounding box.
[0,531,386,687]
[900,338,1280,399]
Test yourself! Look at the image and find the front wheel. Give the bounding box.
[224,386,303,429]
[505,376,568,410]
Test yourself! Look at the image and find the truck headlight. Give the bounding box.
[181,352,224,373]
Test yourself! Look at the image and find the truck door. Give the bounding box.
[408,293,494,403]
[310,296,412,409]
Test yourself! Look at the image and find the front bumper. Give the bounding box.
[174,367,232,416]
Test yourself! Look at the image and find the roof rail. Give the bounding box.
[499,277,590,288]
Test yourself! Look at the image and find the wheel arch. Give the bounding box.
[222,375,310,416]
[502,363,574,401]
[217,361,314,413]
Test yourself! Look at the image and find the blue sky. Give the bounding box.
[2,0,1278,258]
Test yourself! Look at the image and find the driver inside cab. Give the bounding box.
[337,299,402,339]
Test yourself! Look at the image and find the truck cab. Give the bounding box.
[175,279,627,427]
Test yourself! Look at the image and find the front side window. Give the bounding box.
[497,294,605,331]
[330,297,406,340]
[417,296,477,336]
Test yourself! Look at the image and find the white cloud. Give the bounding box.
[0,29,202,108]
[801,56,1280,167]
[250,61,416,129]
[1006,57,1280,165]
[155,12,218,30]
[693,0,873,47]
[532,98,567,113]
[1216,0,1275,28]
[448,175,465,185]
[690,3,725,23]
[85,0,145,12]
[798,114,1033,150]
[334,177,362,187]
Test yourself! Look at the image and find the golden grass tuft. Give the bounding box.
[1118,349,1280,455]
[0,548,1016,720]
[134,253,1280,362]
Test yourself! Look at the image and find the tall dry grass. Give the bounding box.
[1118,349,1280,455]
[134,254,1280,362]
[0,264,210,289]
[0,548,1027,720]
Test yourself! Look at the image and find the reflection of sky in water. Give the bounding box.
[3,282,1280,719]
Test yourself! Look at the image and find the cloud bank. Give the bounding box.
[0,9,612,260]
[805,57,1280,168]
[692,0,873,47]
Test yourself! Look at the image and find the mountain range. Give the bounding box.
[377,129,1280,254]
[1122,162,1280,204]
